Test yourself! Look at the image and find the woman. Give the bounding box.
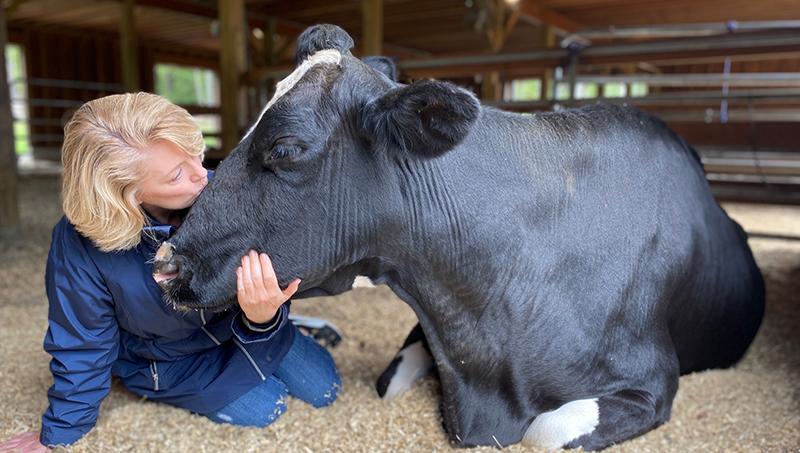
[0,92,340,451]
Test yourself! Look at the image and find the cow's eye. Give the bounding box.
[263,141,304,167]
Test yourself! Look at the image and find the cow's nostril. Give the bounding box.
[153,242,181,284]
[153,258,180,283]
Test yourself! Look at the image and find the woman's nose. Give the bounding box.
[190,164,208,184]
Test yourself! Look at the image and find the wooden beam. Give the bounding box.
[135,0,428,58]
[517,0,579,33]
[0,4,20,231]
[360,0,382,56]
[218,0,246,155]
[541,25,556,99]
[4,0,35,16]
[581,43,800,67]
[486,0,520,53]
[481,71,502,102]
[400,32,800,79]
[119,0,139,92]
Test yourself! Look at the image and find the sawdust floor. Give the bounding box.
[1,176,798,452]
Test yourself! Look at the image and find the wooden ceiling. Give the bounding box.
[6,0,220,52]
[7,0,800,59]
[6,0,800,86]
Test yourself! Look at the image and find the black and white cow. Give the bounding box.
[153,24,765,450]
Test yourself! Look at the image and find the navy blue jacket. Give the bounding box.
[40,174,295,447]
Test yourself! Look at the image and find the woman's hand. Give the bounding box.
[0,432,49,452]
[237,250,300,324]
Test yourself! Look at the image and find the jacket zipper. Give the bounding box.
[201,309,264,381]
[149,361,160,391]
[200,309,221,345]
[233,339,266,381]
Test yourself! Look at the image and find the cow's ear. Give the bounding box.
[295,24,354,65]
[362,56,398,82]
[361,80,480,159]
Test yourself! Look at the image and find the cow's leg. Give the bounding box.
[525,376,677,450]
[569,389,671,451]
[523,338,679,451]
[376,323,435,400]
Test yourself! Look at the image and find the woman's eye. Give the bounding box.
[170,169,182,182]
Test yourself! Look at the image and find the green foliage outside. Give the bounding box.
[14,121,30,154]
[154,63,219,107]
[193,114,221,150]
[555,82,570,100]
[575,83,599,100]
[5,44,30,155]
[511,79,541,101]
[630,82,648,97]
[154,63,221,150]
[5,45,23,84]
[518,77,646,101]
[603,82,627,98]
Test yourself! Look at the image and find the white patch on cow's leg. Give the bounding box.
[352,276,375,288]
[242,49,342,141]
[381,341,433,400]
[523,398,599,450]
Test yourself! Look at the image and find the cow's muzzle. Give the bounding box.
[153,242,184,288]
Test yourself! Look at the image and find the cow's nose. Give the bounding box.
[156,241,174,262]
[153,242,180,284]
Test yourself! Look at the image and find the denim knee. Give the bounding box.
[203,376,289,427]
[310,372,341,408]
[205,393,287,427]
[273,327,342,408]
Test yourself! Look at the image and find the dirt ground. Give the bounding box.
[1,176,798,452]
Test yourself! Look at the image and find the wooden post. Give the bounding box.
[0,5,21,231]
[219,0,246,155]
[120,0,139,92]
[264,17,277,101]
[541,25,556,100]
[361,0,383,56]
[486,0,519,53]
[567,50,578,100]
[481,71,502,102]
[265,18,277,67]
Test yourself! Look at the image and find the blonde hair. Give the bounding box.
[61,92,205,252]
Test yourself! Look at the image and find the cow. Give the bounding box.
[152,24,765,450]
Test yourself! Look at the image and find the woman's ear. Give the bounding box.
[132,188,143,205]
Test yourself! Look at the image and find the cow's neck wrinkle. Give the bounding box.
[389,157,472,258]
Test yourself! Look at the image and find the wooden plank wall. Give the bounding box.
[7,23,216,161]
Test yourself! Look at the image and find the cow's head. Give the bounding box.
[153,24,480,310]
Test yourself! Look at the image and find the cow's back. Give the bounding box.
[444,104,764,376]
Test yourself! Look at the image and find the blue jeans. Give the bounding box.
[202,327,341,427]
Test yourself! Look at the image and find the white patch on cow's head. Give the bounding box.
[242,49,342,141]
[523,398,599,449]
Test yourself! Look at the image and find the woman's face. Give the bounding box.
[136,140,208,211]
